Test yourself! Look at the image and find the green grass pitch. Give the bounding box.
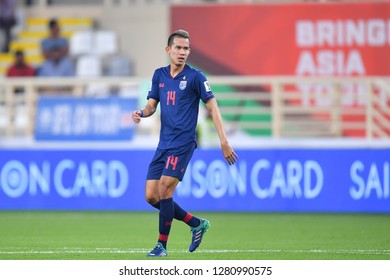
[0,211,389,260]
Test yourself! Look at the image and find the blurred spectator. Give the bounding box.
[0,0,17,53]
[6,50,36,77]
[37,46,74,77]
[41,18,69,60]
[37,45,75,94]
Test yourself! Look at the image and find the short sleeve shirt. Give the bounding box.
[38,57,75,77]
[41,37,69,52]
[147,64,214,149]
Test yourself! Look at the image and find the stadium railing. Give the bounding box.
[1,76,389,139]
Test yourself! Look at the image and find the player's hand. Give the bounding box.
[132,110,142,124]
[221,142,238,165]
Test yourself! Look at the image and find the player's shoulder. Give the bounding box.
[153,65,171,77]
[186,64,202,73]
[151,66,169,80]
[154,65,168,73]
[185,64,207,79]
[156,65,169,70]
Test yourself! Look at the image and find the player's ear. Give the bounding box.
[165,46,170,54]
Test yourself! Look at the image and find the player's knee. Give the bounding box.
[158,185,173,199]
[156,176,178,199]
[145,194,158,205]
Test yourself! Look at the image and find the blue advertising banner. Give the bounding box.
[35,97,137,141]
[0,148,389,212]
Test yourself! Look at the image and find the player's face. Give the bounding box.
[167,37,190,67]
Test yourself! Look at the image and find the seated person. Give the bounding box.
[37,46,74,77]
[37,46,75,94]
[6,50,36,77]
[41,18,69,60]
[0,0,16,53]
[6,50,36,95]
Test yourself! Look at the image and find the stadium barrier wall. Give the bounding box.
[1,147,389,212]
[2,76,390,139]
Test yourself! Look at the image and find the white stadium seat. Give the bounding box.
[70,30,94,57]
[93,30,118,57]
[75,54,102,77]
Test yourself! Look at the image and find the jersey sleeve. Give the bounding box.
[147,69,160,102]
[195,71,215,103]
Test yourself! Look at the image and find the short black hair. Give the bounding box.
[15,50,24,56]
[167,29,190,46]
[49,18,58,29]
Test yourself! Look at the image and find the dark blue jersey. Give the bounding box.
[147,64,214,149]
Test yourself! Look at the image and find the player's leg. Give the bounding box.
[148,194,210,253]
[145,144,202,227]
[145,179,159,206]
[162,142,210,253]
[145,161,199,226]
[146,175,178,257]
[144,179,169,257]
[149,198,201,227]
[145,149,169,257]
[156,175,178,249]
[145,143,210,255]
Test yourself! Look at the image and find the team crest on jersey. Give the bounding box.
[179,81,187,90]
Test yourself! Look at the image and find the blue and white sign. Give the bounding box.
[0,148,389,212]
[35,97,137,141]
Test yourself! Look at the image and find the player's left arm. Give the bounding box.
[205,98,238,165]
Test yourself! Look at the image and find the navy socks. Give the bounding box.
[158,198,174,249]
[152,200,200,228]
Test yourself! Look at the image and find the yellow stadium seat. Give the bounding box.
[26,18,48,26]
[18,30,48,39]
[59,18,93,27]
[25,54,44,65]
[26,17,93,28]
[9,41,40,53]
[0,53,13,64]
[18,30,74,40]
[0,66,6,76]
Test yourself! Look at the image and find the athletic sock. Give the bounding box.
[152,200,200,228]
[158,198,174,249]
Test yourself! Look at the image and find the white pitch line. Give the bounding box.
[0,248,389,255]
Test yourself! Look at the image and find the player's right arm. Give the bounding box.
[132,98,158,124]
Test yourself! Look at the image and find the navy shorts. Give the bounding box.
[146,141,197,181]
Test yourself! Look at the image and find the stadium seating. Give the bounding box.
[75,54,102,77]
[1,13,133,79]
[69,30,94,57]
[93,30,118,57]
[104,54,133,77]
[70,30,130,79]
[0,16,94,77]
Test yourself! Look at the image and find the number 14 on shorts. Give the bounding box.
[166,156,178,170]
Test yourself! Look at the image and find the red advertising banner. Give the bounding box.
[171,3,390,76]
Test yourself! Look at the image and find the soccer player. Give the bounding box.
[132,29,238,257]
